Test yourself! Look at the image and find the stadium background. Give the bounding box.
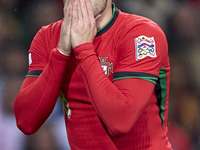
[0,0,200,149]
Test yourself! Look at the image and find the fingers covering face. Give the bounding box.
[80,0,88,22]
[84,0,94,19]
[71,0,94,23]
[72,0,79,25]
[63,0,72,23]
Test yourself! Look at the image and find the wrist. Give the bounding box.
[73,43,96,61]
[57,47,71,56]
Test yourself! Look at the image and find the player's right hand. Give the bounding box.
[58,0,72,56]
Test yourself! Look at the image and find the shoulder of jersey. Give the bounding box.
[37,19,63,39]
[40,19,63,33]
[119,11,159,29]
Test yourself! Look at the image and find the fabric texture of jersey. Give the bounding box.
[15,4,172,150]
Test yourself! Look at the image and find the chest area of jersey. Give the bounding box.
[95,38,118,77]
[62,40,118,102]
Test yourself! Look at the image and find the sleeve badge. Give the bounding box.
[135,35,156,60]
[29,53,32,65]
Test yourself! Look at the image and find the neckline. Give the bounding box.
[96,3,119,37]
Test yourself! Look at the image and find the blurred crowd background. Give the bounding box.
[0,0,200,149]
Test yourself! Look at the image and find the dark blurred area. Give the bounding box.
[0,0,199,150]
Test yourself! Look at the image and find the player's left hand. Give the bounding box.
[70,0,100,49]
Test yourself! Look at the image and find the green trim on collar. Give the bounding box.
[96,3,119,37]
[97,3,116,33]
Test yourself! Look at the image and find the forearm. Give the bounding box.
[14,48,70,134]
[74,43,154,137]
[79,54,134,136]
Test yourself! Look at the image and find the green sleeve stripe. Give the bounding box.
[113,76,157,84]
[25,75,39,78]
[159,67,167,129]
[154,67,168,129]
[113,72,158,85]
[25,70,43,78]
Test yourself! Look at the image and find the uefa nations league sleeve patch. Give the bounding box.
[135,35,156,60]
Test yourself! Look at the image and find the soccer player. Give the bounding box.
[14,0,172,149]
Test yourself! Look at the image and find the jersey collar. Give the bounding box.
[96,3,119,37]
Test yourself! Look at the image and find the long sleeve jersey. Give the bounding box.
[14,4,172,150]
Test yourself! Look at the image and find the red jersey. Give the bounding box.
[14,4,172,150]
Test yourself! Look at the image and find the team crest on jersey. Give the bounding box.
[99,57,113,77]
[135,35,156,60]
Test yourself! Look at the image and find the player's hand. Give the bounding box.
[70,0,100,49]
[58,0,72,56]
